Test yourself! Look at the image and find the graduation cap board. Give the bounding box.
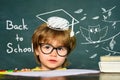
[36,9,79,37]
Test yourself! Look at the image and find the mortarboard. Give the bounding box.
[36,9,79,37]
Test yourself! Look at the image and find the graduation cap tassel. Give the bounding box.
[70,18,74,37]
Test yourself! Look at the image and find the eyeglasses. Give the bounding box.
[39,43,68,57]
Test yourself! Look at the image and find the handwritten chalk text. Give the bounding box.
[6,18,28,30]
[16,34,24,42]
[6,43,33,54]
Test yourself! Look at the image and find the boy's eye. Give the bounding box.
[44,45,52,49]
[57,47,62,50]
[57,47,66,51]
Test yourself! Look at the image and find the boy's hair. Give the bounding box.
[32,23,76,67]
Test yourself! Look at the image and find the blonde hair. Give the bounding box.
[32,23,76,67]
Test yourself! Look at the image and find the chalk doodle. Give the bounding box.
[102,6,120,28]
[36,9,79,37]
[74,6,120,56]
[80,25,108,44]
[36,9,79,26]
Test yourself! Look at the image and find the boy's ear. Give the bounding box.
[35,48,39,55]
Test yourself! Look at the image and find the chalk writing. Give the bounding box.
[6,43,33,54]
[5,18,33,54]
[6,18,28,30]
[16,34,24,42]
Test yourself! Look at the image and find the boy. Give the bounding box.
[22,17,76,71]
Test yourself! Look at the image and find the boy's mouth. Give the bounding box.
[48,59,57,63]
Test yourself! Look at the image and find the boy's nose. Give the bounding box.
[50,49,58,57]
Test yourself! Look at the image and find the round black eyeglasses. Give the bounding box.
[39,43,68,57]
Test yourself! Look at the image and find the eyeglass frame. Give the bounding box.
[39,43,69,57]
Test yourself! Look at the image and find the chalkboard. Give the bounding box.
[0,0,120,70]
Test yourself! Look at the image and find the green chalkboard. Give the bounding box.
[0,0,120,70]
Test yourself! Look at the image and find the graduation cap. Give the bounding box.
[36,9,79,37]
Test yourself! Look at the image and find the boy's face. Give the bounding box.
[35,40,67,70]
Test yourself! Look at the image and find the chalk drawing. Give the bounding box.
[102,6,120,29]
[74,6,120,57]
[36,9,79,37]
[80,25,108,44]
[36,9,79,27]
